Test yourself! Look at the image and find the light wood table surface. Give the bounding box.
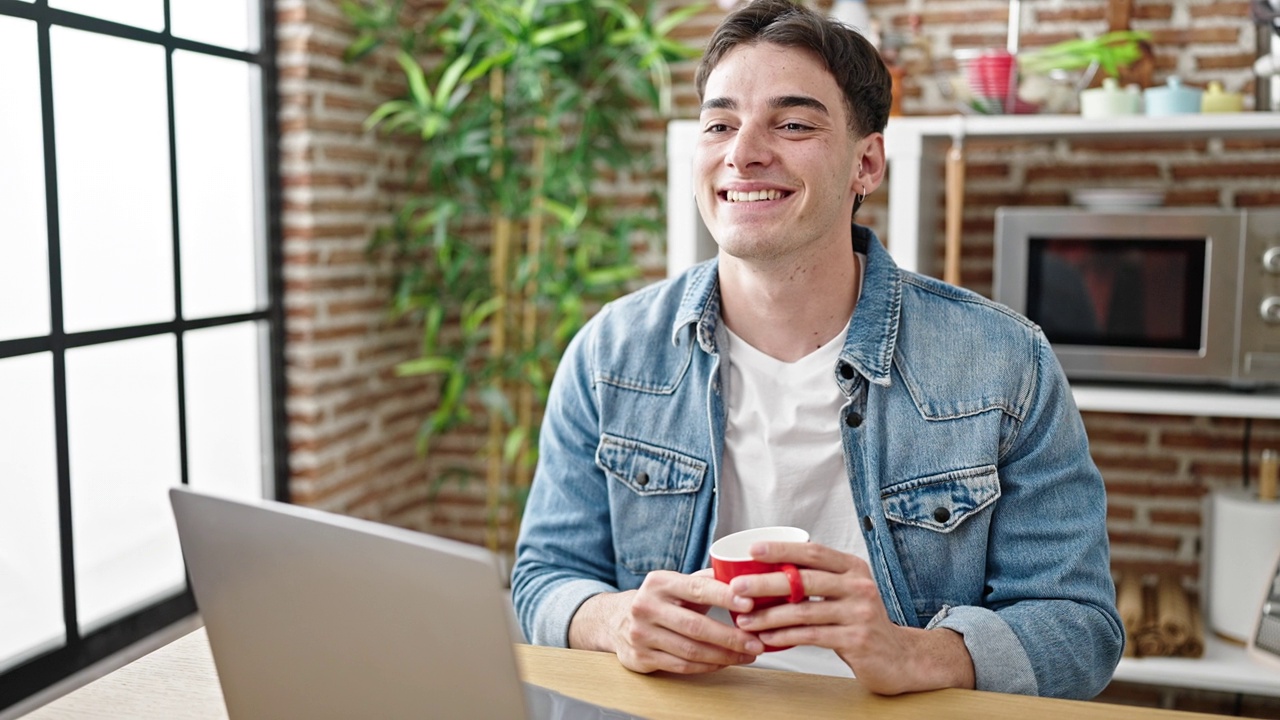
[23,627,1231,719]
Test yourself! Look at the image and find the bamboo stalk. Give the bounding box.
[515,114,548,510]
[486,67,511,554]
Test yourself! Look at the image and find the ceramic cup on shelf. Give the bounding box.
[1079,78,1142,118]
[962,49,1017,114]
[1201,81,1244,113]
[1144,77,1203,116]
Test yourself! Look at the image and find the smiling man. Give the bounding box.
[511,0,1123,699]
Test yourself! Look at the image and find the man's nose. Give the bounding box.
[725,125,773,169]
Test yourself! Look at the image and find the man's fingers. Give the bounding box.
[620,645,751,674]
[644,599,766,655]
[748,540,868,574]
[621,623,760,673]
[624,570,766,669]
[729,566,878,601]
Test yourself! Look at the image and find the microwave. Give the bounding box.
[993,207,1280,387]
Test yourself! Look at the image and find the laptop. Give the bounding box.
[169,486,642,719]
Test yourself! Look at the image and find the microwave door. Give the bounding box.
[995,208,1248,386]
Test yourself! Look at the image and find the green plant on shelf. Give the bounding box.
[1018,30,1152,80]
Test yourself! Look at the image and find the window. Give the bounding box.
[0,0,282,711]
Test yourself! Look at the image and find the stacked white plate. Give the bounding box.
[1070,188,1165,209]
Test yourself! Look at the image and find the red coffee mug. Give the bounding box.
[709,526,810,651]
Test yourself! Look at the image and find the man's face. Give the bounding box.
[694,42,870,265]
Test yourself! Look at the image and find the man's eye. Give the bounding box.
[705,123,730,133]
[782,122,811,131]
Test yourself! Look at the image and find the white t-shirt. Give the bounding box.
[713,279,870,677]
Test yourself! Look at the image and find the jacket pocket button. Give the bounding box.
[845,412,863,428]
[636,472,650,487]
[933,506,951,523]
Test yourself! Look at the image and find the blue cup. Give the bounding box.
[1144,77,1202,116]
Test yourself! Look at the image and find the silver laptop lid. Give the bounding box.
[170,486,528,720]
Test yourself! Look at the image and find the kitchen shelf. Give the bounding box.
[882,112,1280,275]
[1072,384,1280,419]
[1112,633,1280,698]
[882,113,1280,420]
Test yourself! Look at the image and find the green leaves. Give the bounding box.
[340,0,400,61]
[363,50,479,139]
[436,51,475,110]
[1018,30,1152,79]
[531,20,587,47]
[342,0,701,544]
[395,356,455,376]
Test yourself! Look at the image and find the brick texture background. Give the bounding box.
[275,0,1280,709]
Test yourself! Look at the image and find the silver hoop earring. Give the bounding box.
[855,188,866,204]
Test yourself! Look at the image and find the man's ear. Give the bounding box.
[852,133,887,195]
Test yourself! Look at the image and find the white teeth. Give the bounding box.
[726,189,783,202]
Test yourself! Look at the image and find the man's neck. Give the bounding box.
[718,246,861,363]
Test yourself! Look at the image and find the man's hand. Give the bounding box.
[568,569,765,674]
[727,541,977,694]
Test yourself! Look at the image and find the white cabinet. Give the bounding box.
[882,114,1280,418]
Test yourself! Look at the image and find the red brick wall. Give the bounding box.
[277,0,452,532]
[1090,414,1280,584]
[276,0,1280,583]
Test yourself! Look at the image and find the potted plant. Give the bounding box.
[1016,30,1153,113]
[341,0,703,553]
[1018,30,1152,81]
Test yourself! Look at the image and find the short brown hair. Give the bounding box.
[694,0,891,139]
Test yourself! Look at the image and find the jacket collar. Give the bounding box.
[671,224,902,386]
[842,224,900,387]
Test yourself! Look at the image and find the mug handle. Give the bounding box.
[781,563,805,604]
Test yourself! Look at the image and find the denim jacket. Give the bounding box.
[512,226,1123,699]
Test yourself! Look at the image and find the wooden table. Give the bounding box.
[22,628,1231,719]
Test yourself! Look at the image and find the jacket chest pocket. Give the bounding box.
[881,465,1001,623]
[597,434,706,578]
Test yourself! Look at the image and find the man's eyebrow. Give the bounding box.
[700,97,736,112]
[770,95,829,115]
[699,95,830,115]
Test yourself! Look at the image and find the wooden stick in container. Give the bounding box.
[1180,594,1205,658]
[943,118,965,287]
[1135,582,1169,657]
[1115,571,1142,657]
[1155,573,1191,649]
[1260,449,1278,502]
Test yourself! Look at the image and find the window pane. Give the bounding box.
[66,335,183,633]
[49,0,163,32]
[52,28,173,334]
[171,0,259,52]
[0,354,63,673]
[0,17,50,341]
[174,52,263,319]
[185,322,267,501]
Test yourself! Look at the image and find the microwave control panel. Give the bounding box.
[1261,245,1280,324]
[1244,209,1280,382]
